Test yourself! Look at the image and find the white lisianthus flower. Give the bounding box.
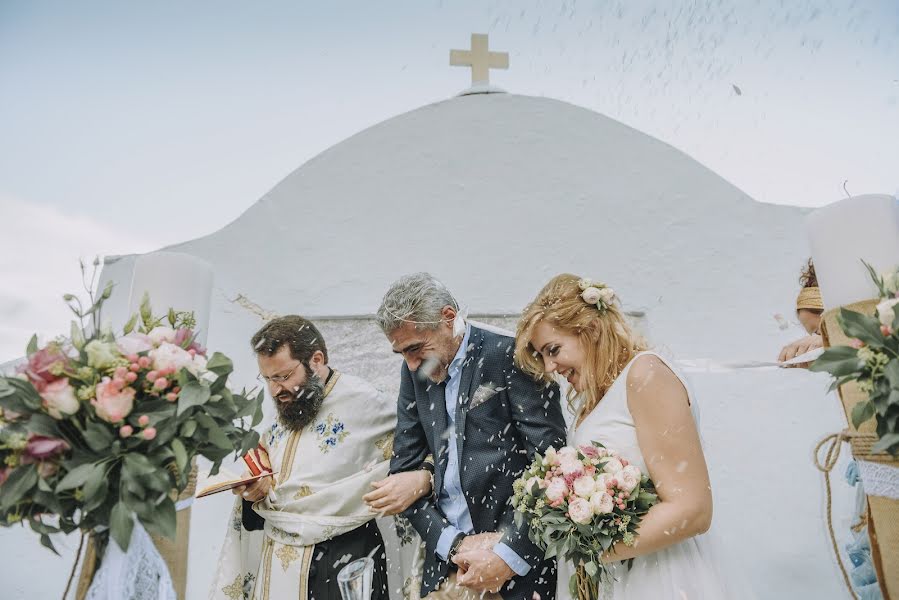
[573,475,596,498]
[590,492,615,515]
[569,498,594,524]
[189,353,208,376]
[545,477,569,502]
[84,340,120,370]
[603,458,624,474]
[148,326,178,346]
[525,476,546,494]
[116,333,152,356]
[150,342,194,373]
[581,287,603,305]
[876,298,899,328]
[560,457,585,477]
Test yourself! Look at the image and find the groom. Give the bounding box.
[377,273,566,599]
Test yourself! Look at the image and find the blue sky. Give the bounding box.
[0,0,897,360]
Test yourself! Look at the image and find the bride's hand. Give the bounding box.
[363,470,432,515]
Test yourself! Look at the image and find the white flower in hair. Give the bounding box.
[598,287,616,303]
[577,278,593,291]
[581,287,603,305]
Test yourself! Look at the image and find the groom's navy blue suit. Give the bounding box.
[391,324,567,599]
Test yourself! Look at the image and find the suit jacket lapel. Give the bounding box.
[426,381,450,485]
[455,326,484,459]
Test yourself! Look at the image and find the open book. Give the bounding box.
[197,444,275,498]
[196,470,277,498]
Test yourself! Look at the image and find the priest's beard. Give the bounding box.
[273,372,325,432]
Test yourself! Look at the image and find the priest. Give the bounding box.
[210,315,416,600]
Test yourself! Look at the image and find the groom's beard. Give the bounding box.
[274,373,325,432]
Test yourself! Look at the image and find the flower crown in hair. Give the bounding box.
[577,278,616,312]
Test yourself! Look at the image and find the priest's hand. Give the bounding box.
[232,470,272,502]
[452,548,515,593]
[363,470,432,516]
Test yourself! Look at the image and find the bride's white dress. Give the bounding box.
[557,351,733,599]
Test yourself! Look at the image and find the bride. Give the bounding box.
[514,273,730,599]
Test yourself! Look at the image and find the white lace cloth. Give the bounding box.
[858,459,899,500]
[84,503,190,600]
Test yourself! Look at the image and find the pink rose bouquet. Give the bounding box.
[0,273,263,555]
[512,442,658,600]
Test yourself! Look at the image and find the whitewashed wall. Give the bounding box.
[0,92,858,599]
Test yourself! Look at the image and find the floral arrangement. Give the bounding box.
[577,278,616,313]
[0,273,264,556]
[811,263,899,456]
[511,443,658,600]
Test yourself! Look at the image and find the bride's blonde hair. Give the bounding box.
[515,273,646,423]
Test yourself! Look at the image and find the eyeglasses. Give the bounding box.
[257,362,303,384]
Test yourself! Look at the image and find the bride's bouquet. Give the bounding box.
[0,277,264,562]
[512,443,658,600]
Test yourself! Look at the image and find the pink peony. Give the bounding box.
[545,477,569,503]
[603,458,624,474]
[22,435,69,461]
[569,498,594,524]
[92,377,136,423]
[572,475,596,498]
[560,457,584,477]
[39,378,79,419]
[148,326,177,346]
[116,333,153,356]
[590,491,615,515]
[149,342,194,374]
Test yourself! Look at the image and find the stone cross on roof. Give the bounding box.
[449,33,509,86]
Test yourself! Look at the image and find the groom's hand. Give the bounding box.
[453,548,515,593]
[457,531,502,554]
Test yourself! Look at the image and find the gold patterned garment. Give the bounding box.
[209,371,397,600]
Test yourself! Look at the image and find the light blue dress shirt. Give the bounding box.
[434,325,531,576]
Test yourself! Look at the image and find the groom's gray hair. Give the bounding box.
[376,272,459,334]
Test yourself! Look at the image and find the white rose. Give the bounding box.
[568,498,594,524]
[603,458,624,474]
[545,478,569,502]
[560,457,585,477]
[581,287,602,305]
[40,378,80,419]
[578,278,593,291]
[622,465,642,480]
[590,492,615,515]
[572,475,596,498]
[598,288,616,303]
[149,342,194,373]
[148,326,177,346]
[877,298,899,328]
